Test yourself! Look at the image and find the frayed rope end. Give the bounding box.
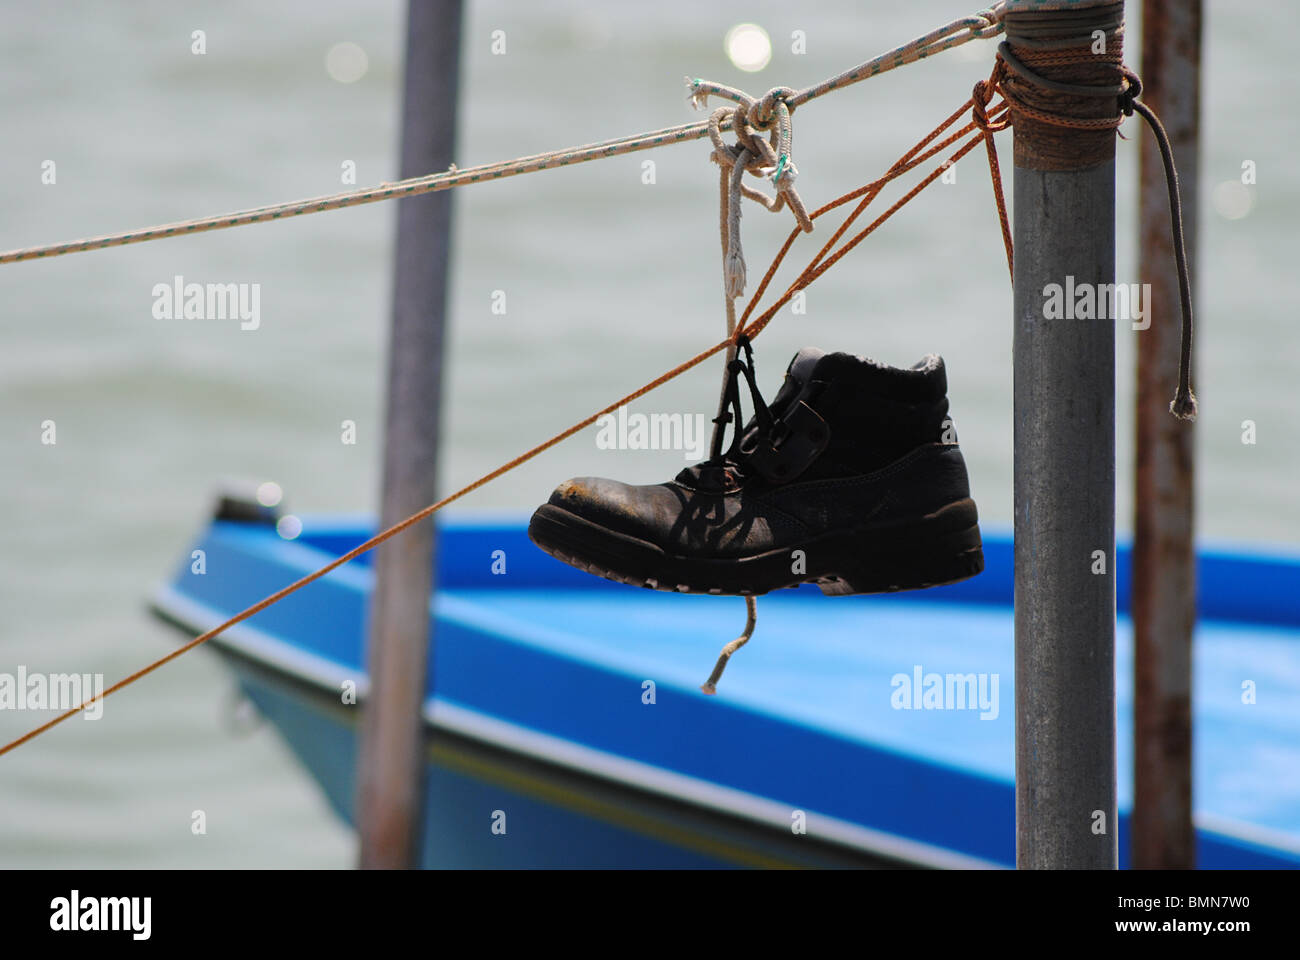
[685,77,708,111]
[773,155,799,186]
[1169,390,1198,422]
[701,597,757,694]
[725,248,747,299]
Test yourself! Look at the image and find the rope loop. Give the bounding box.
[1117,66,1142,117]
[992,28,1196,419]
[730,104,772,170]
[748,86,797,129]
[701,77,817,302]
[971,59,1011,134]
[969,4,1007,40]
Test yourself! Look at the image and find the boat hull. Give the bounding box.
[150,514,1300,869]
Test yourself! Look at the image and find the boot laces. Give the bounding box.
[708,335,774,465]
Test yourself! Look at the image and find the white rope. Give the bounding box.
[701,596,758,695]
[0,4,1005,266]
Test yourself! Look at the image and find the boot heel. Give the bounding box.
[817,502,984,596]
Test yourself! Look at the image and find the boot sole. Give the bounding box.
[527,498,984,597]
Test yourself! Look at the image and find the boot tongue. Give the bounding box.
[731,347,825,455]
[788,346,827,379]
[767,347,826,417]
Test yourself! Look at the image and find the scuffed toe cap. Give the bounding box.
[549,476,633,513]
[544,475,781,557]
[547,476,686,547]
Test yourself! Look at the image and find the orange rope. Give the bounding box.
[0,335,735,758]
[0,83,1016,759]
[739,86,1013,341]
[973,61,1014,280]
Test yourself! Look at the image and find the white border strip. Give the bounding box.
[151,585,369,698]
[152,584,997,868]
[426,699,1000,869]
[1196,813,1300,858]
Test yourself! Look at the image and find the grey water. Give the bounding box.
[0,0,1293,866]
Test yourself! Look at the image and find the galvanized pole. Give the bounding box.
[1132,0,1200,870]
[358,0,463,869]
[1010,0,1123,869]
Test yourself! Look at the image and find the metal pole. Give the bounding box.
[358,0,463,869]
[1132,0,1200,870]
[1010,0,1122,869]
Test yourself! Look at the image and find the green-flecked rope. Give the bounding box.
[0,3,1005,266]
[0,119,729,265]
[788,4,1006,108]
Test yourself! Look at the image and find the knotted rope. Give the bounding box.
[993,21,1198,420]
[0,4,1006,265]
[694,82,815,300]
[691,77,822,684]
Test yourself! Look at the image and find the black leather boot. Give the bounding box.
[528,341,983,596]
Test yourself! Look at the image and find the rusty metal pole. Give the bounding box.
[1132,0,1201,870]
[358,0,463,869]
[1009,0,1124,870]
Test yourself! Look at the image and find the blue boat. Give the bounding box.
[149,501,1300,868]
